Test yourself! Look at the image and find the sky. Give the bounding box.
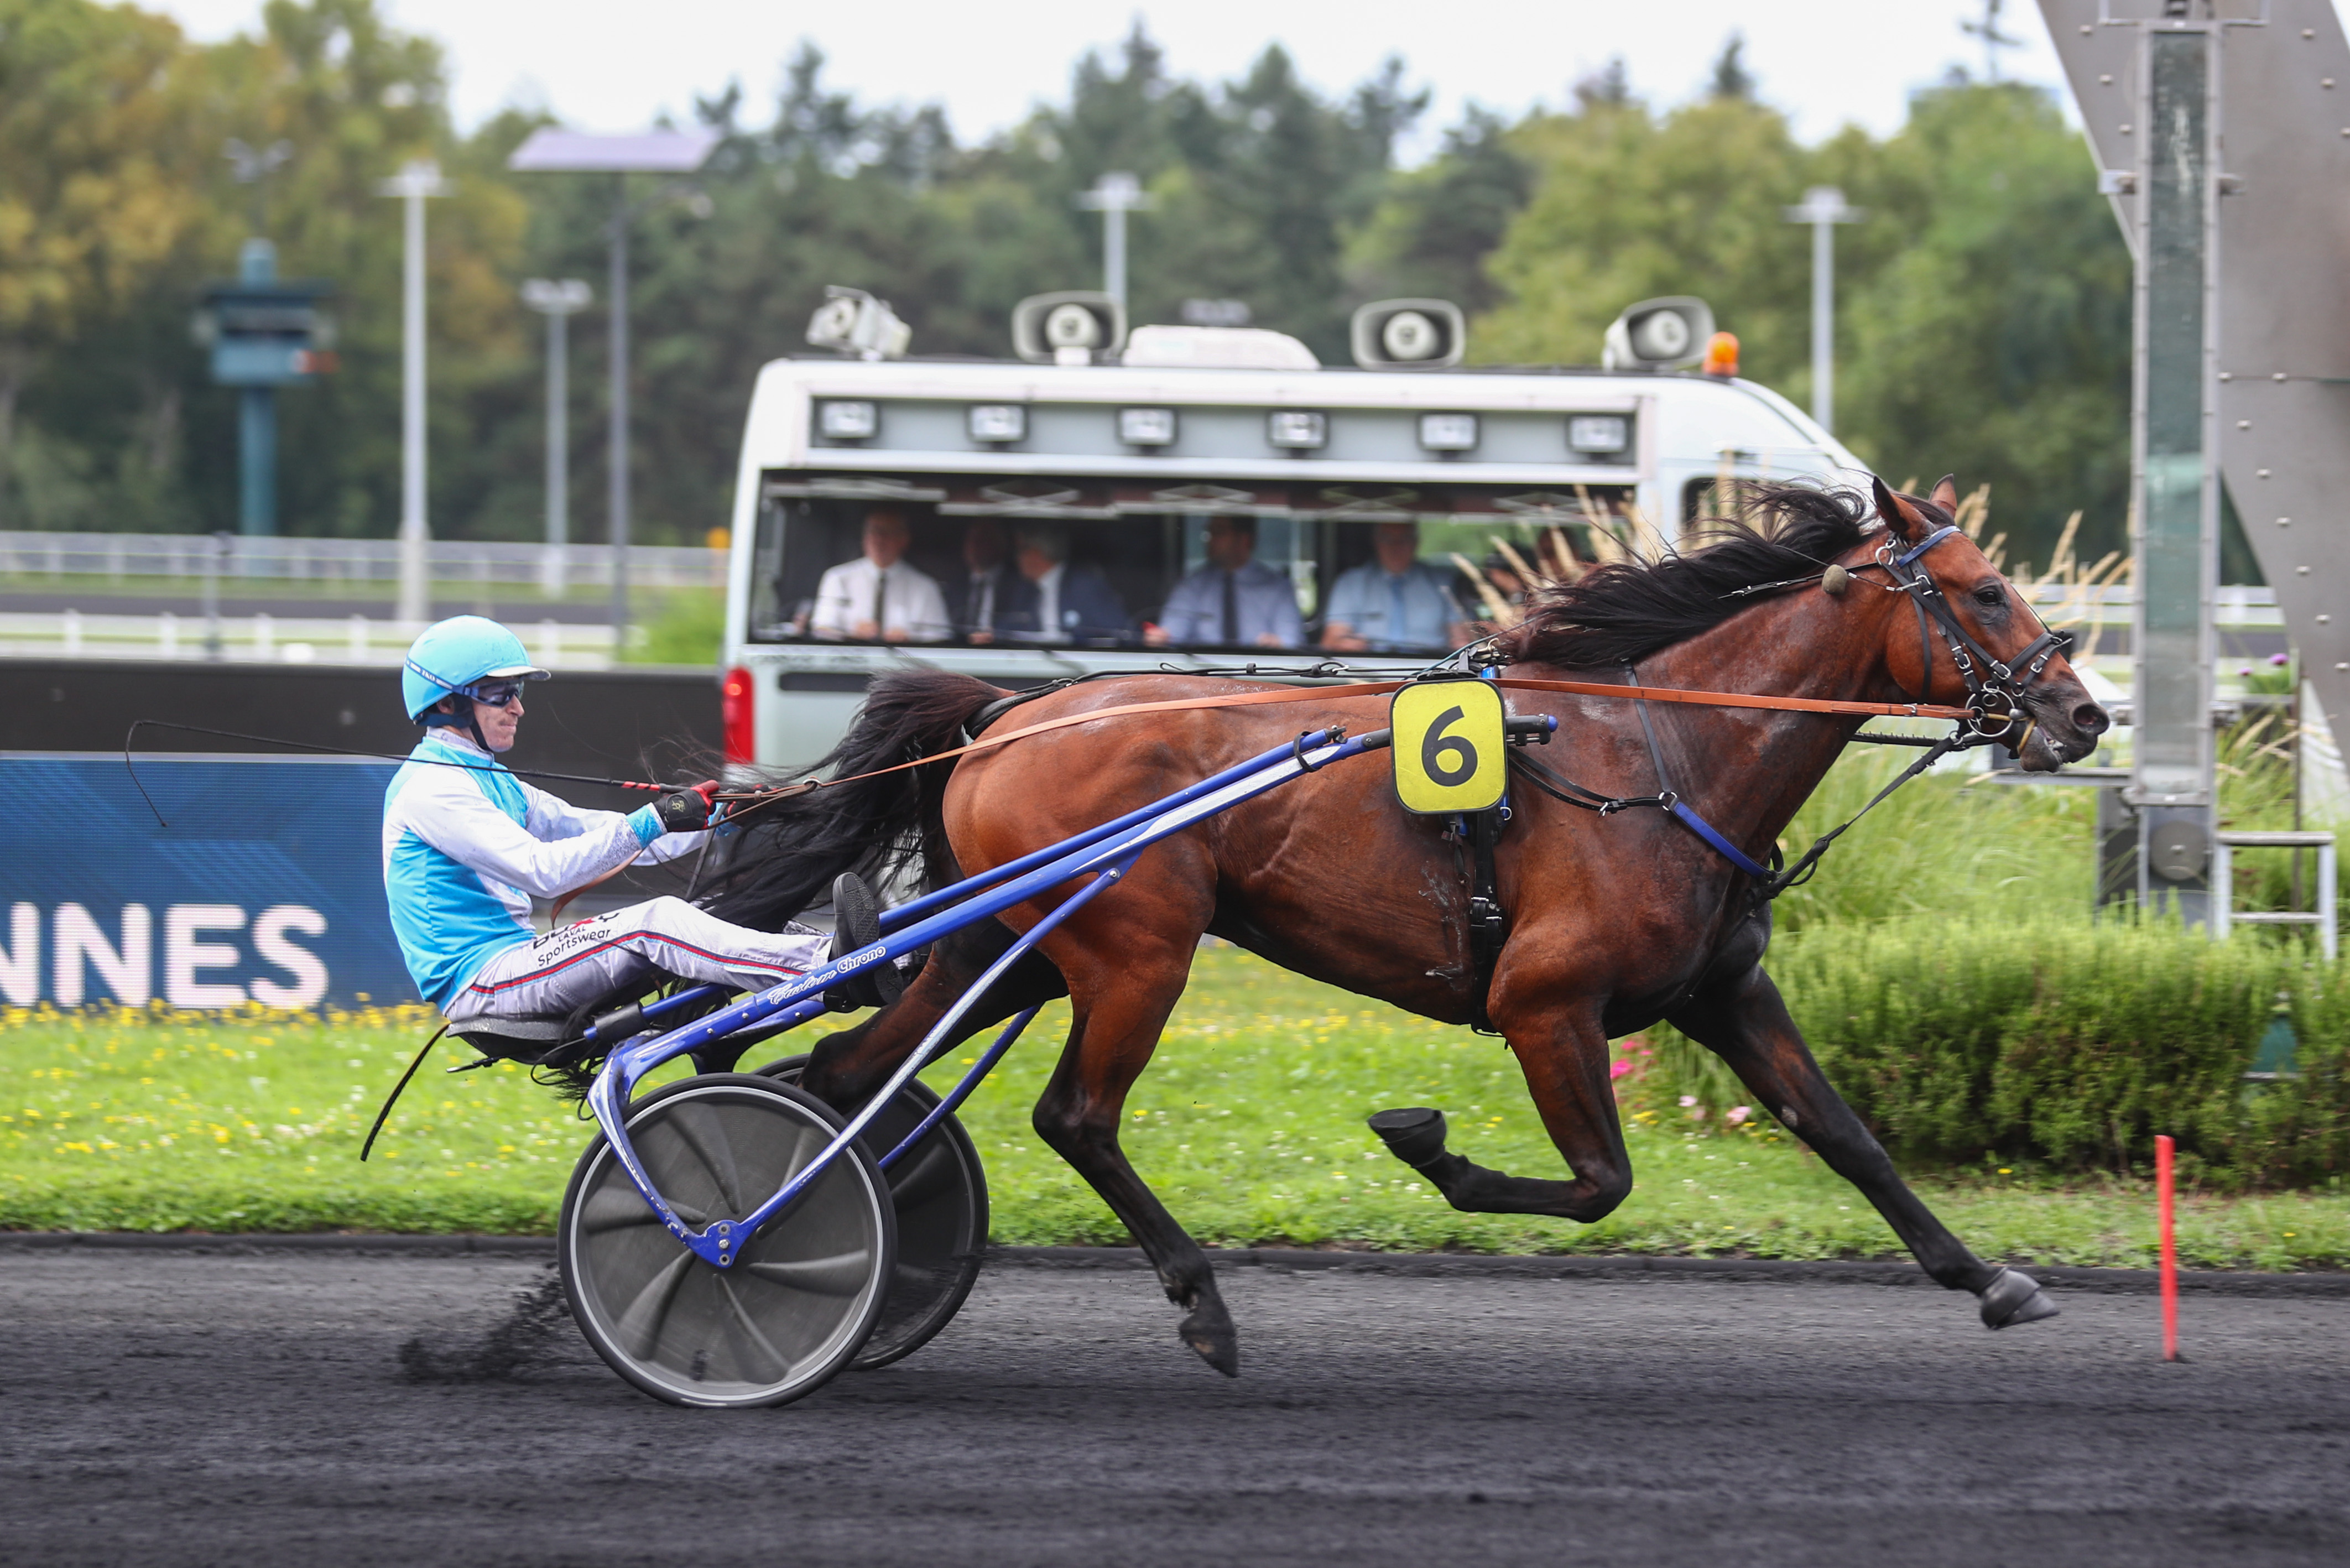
[144,1,2090,158]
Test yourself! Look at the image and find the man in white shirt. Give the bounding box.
[810,509,950,643]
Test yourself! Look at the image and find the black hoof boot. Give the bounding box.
[1178,1301,1241,1378]
[824,873,903,1011]
[1369,1107,1450,1168]
[1979,1267,2060,1330]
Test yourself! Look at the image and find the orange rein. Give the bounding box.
[736,677,1974,803]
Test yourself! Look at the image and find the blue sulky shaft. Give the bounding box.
[878,734,1321,934]
[585,724,1386,1267]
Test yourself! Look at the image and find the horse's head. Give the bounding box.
[1864,474,2109,772]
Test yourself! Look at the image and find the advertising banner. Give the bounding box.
[0,755,410,1009]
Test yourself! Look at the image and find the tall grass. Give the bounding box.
[1766,747,2097,934]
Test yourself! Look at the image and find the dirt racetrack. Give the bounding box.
[2,1243,2346,1567]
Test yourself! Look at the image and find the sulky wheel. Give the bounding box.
[757,1054,989,1371]
[559,1073,895,1409]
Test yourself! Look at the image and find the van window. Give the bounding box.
[748,473,1633,657]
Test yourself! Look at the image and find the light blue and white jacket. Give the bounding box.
[381,732,705,1010]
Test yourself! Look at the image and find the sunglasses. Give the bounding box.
[468,680,527,709]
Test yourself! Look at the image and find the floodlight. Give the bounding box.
[1119,408,1177,447]
[818,400,879,441]
[1268,410,1327,450]
[1568,415,1629,455]
[968,404,1027,444]
[1418,413,1479,453]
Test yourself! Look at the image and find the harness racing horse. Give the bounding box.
[708,477,2110,1375]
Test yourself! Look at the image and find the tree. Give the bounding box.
[1836,84,2132,564]
[1473,91,1813,386]
[0,0,207,522]
[1347,107,1533,315]
[1708,34,1755,101]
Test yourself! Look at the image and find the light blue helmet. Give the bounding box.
[401,616,550,722]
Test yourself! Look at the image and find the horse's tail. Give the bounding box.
[701,670,1006,931]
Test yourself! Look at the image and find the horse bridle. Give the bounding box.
[1868,522,2073,754]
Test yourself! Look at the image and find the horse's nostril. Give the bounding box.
[2075,702,2111,735]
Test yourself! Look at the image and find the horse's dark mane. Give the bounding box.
[1494,482,1882,669]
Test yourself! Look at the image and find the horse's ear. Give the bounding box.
[1870,475,1928,544]
[1929,475,1958,515]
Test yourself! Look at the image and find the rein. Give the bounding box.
[773,678,1975,801]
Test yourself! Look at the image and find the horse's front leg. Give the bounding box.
[1372,994,1634,1223]
[1668,960,2057,1329]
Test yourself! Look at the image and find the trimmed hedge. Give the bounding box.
[1663,916,2350,1189]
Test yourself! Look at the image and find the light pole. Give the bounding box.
[1075,171,1155,316]
[508,129,718,646]
[522,278,592,598]
[380,159,445,627]
[1783,185,1862,435]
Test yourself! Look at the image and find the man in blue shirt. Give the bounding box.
[381,617,894,1041]
[1147,516,1303,649]
[1321,522,1476,654]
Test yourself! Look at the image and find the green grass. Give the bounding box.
[4,950,2344,1269]
[619,588,724,666]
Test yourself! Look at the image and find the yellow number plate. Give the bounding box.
[1390,679,1505,815]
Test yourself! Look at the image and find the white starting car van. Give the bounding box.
[720,291,1864,768]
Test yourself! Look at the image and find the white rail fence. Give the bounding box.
[0,611,625,666]
[0,530,724,593]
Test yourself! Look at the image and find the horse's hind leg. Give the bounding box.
[1028,939,1241,1375]
[1668,961,2057,1330]
[799,921,1067,1111]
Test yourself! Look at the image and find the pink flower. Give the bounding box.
[1726,1105,1752,1126]
[1678,1096,1697,1107]
[1610,1058,1634,1080]
[2271,653,2291,667]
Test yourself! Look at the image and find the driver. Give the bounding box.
[381,616,895,1038]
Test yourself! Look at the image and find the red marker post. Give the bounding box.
[2155,1133,2179,1361]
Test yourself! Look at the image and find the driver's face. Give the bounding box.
[444,691,524,752]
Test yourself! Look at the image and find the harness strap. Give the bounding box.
[1462,809,1507,1035]
[1625,664,1777,883]
[1758,728,1968,900]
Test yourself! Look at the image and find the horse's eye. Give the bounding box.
[1973,585,2005,608]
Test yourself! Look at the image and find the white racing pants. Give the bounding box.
[443,896,830,1029]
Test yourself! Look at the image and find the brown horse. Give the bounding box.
[709,477,2109,1374]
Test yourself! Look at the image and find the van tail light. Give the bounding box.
[722,665,756,764]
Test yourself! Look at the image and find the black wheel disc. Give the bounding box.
[757,1054,989,1371]
[559,1074,895,1408]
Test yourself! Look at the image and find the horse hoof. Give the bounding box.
[1178,1307,1241,1378]
[1979,1268,2060,1330]
[1369,1107,1450,1168]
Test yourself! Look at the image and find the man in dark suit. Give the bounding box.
[956,519,1018,644]
[997,524,1133,644]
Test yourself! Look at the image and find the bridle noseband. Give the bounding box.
[1869,522,2073,754]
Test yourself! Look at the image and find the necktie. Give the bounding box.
[1387,574,1408,651]
[1221,570,1239,644]
[968,572,991,631]
[872,568,888,635]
